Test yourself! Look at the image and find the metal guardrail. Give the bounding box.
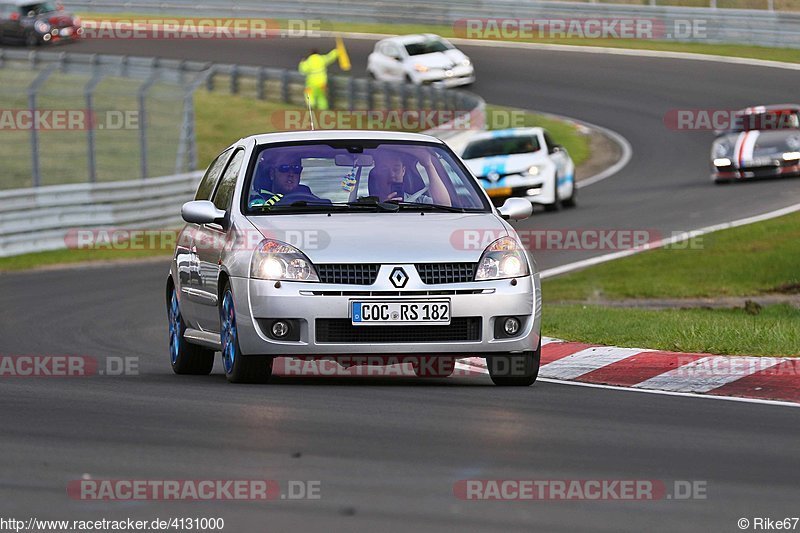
[0,171,202,257]
[68,0,800,47]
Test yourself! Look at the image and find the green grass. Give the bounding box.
[542,211,800,301]
[544,304,800,356]
[0,241,172,271]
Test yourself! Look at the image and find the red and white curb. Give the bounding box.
[460,337,800,406]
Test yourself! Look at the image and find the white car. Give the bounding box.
[367,34,475,88]
[460,128,577,211]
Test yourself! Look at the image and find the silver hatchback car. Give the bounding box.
[166,131,541,385]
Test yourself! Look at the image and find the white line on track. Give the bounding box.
[540,201,800,279]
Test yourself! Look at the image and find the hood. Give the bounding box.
[713,129,800,163]
[246,212,508,264]
[464,153,547,178]
[405,49,467,70]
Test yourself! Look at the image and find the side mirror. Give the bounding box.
[498,197,532,221]
[182,200,226,225]
[550,144,563,154]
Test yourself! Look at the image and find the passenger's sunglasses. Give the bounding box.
[276,164,303,174]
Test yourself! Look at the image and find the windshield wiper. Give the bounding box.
[393,201,471,213]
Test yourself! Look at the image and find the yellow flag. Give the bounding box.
[336,35,351,71]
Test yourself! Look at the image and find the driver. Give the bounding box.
[250,154,324,209]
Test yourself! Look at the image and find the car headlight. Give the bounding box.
[34,20,50,34]
[782,151,800,161]
[475,237,530,281]
[250,239,319,282]
[414,64,429,73]
[713,157,732,167]
[525,165,544,176]
[713,142,731,158]
[461,58,471,66]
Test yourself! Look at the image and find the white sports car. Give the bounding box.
[460,128,577,211]
[366,34,475,88]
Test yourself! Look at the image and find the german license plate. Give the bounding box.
[487,187,512,197]
[351,300,451,326]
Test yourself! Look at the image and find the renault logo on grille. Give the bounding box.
[389,267,409,288]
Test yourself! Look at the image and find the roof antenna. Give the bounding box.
[305,92,315,131]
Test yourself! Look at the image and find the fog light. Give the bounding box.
[503,317,520,336]
[272,321,290,338]
[526,187,542,196]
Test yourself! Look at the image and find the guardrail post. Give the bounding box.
[257,67,265,100]
[206,70,214,92]
[27,65,57,187]
[400,83,409,110]
[382,81,391,109]
[416,84,424,110]
[348,77,356,111]
[281,69,290,103]
[84,62,105,183]
[230,64,239,94]
[367,79,375,110]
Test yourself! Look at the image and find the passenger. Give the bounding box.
[369,151,452,206]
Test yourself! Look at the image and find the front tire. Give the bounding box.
[487,340,541,386]
[543,175,561,212]
[168,286,214,375]
[220,282,273,384]
[562,179,577,208]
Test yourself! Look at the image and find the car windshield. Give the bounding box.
[404,38,451,56]
[21,2,57,15]
[462,135,541,159]
[732,110,800,132]
[245,141,490,215]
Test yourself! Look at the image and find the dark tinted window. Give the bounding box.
[212,149,245,211]
[462,135,540,159]
[404,38,451,56]
[194,149,231,201]
[21,2,57,16]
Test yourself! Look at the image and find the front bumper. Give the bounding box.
[231,266,540,357]
[480,174,551,205]
[712,160,800,181]
[416,66,475,88]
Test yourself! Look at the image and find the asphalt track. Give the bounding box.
[1,36,799,531]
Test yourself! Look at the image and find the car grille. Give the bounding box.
[415,263,477,284]
[315,318,482,343]
[316,264,380,285]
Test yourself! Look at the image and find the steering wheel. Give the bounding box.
[279,190,330,205]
